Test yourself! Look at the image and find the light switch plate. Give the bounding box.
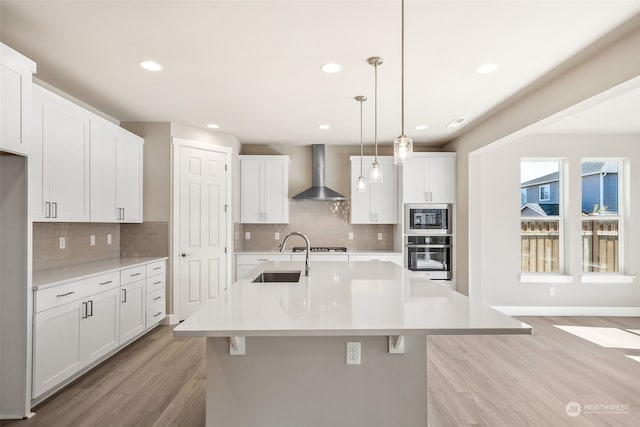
[107,234,112,245]
[245,232,251,240]
[90,235,96,246]
[275,232,280,240]
[377,233,383,240]
[59,237,66,249]
[348,232,354,240]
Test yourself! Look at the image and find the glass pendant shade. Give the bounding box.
[370,161,383,183]
[356,175,366,192]
[393,134,413,164]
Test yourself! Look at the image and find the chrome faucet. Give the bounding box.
[279,232,311,276]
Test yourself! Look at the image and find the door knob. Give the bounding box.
[181,253,192,257]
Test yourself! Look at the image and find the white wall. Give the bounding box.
[444,19,640,296]
[471,134,639,310]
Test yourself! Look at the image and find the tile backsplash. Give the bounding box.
[120,222,169,258]
[237,200,394,251]
[33,222,120,271]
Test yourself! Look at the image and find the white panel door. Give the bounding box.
[179,146,227,320]
[82,288,120,365]
[116,129,143,222]
[89,118,117,222]
[240,158,263,223]
[120,280,145,344]
[33,301,84,398]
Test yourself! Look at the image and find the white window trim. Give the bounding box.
[539,184,551,201]
[520,273,574,284]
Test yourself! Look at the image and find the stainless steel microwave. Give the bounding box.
[404,204,451,235]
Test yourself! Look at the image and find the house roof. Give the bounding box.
[521,161,618,187]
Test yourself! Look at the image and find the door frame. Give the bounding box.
[170,137,232,323]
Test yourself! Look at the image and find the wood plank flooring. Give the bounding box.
[2,316,639,427]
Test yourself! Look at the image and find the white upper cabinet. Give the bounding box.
[90,116,143,223]
[32,85,90,221]
[240,156,289,224]
[402,154,456,204]
[350,156,398,224]
[0,43,36,156]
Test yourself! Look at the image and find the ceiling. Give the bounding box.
[2,0,640,147]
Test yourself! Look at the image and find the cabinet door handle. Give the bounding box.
[99,280,112,286]
[88,300,94,317]
[130,272,141,277]
[153,267,162,271]
[153,296,162,301]
[45,202,51,218]
[82,302,88,319]
[154,312,163,317]
[258,258,268,261]
[52,202,58,218]
[153,281,162,285]
[121,208,125,220]
[122,289,127,303]
[56,291,74,298]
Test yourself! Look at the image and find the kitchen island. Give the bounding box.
[174,261,531,427]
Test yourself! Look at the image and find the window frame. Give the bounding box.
[538,184,551,202]
[520,159,565,275]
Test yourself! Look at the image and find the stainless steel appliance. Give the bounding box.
[292,246,348,253]
[404,204,451,235]
[405,235,452,279]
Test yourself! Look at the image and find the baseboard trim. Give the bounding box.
[162,314,179,325]
[491,306,640,317]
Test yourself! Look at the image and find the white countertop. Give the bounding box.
[33,257,168,290]
[174,261,531,338]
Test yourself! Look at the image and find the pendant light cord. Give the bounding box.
[401,0,405,136]
[359,98,363,175]
[374,62,379,162]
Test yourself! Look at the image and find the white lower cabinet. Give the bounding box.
[119,280,145,344]
[32,258,166,399]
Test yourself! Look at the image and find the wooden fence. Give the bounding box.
[520,218,619,273]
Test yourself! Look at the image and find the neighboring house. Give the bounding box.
[520,161,618,216]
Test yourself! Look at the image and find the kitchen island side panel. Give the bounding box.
[206,335,427,427]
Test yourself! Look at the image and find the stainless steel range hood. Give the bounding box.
[292,144,346,201]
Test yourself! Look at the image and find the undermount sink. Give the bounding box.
[253,270,302,283]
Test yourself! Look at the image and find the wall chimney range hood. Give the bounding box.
[292,145,346,201]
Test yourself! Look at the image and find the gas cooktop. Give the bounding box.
[291,246,348,253]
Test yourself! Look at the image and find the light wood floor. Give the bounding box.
[2,316,639,427]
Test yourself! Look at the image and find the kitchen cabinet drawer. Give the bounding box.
[146,275,166,295]
[35,280,86,313]
[146,260,166,277]
[85,271,120,295]
[120,265,146,285]
[146,288,165,328]
[236,254,292,265]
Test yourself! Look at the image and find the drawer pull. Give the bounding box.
[99,280,113,285]
[130,273,142,277]
[153,296,162,301]
[258,258,268,261]
[56,291,74,298]
[153,267,162,270]
[154,312,163,317]
[153,281,162,285]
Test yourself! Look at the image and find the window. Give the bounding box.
[521,161,562,273]
[520,189,527,206]
[539,184,550,201]
[581,160,621,273]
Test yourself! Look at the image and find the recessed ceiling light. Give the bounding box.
[206,123,220,129]
[415,125,428,130]
[476,63,500,74]
[321,63,343,74]
[447,118,467,128]
[139,60,163,71]
[318,124,331,130]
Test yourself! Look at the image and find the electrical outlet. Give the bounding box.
[346,341,361,365]
[59,237,66,249]
[550,287,556,296]
[90,235,96,246]
[245,232,251,240]
[348,232,354,240]
[107,234,112,245]
[377,233,383,240]
[275,232,280,240]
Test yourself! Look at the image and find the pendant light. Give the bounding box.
[393,0,413,164]
[355,95,367,192]
[368,56,383,183]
